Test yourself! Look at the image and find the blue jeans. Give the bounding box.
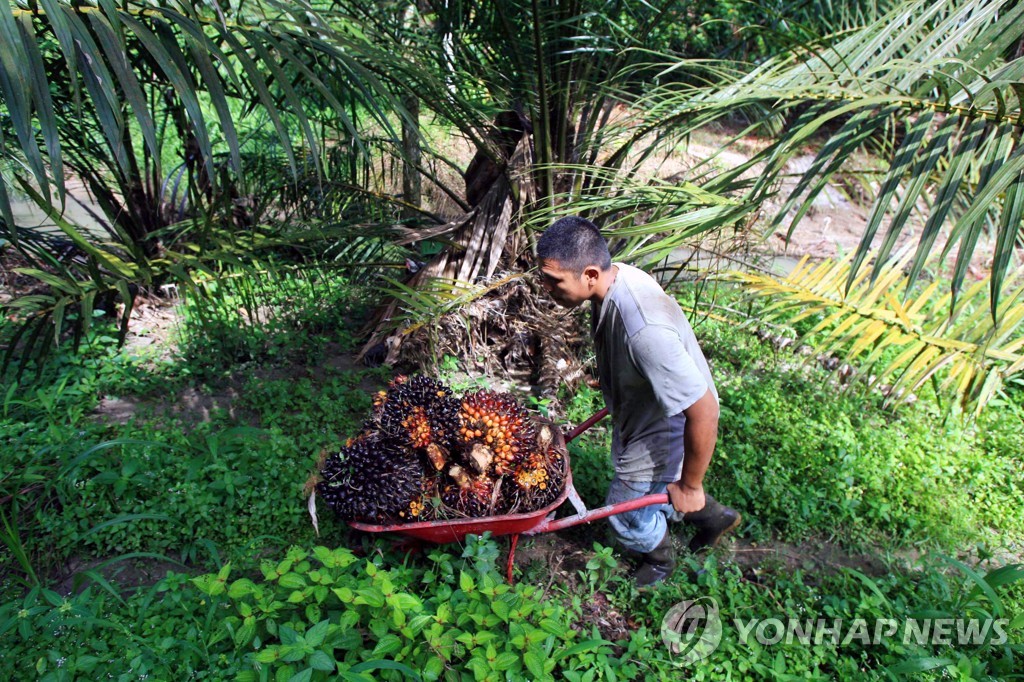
[605,477,685,554]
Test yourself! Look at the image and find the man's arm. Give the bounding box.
[666,388,719,514]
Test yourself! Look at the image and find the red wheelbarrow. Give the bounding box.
[348,408,670,582]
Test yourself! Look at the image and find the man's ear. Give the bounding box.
[582,265,601,286]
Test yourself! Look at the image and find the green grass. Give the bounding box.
[1,272,1022,679]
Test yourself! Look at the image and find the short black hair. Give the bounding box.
[536,216,611,275]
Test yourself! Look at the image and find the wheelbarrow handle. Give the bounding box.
[564,407,609,443]
[525,493,670,535]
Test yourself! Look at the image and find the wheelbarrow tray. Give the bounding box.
[347,461,575,543]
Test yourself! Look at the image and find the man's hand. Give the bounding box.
[666,481,706,515]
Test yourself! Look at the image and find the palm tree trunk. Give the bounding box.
[401,93,422,219]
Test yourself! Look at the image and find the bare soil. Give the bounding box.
[507,526,905,644]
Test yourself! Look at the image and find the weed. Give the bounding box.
[2,271,1023,679]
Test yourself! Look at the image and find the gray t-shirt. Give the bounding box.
[592,263,718,482]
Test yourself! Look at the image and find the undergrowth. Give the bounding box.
[1,274,1022,679]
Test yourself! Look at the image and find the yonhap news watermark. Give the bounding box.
[731,615,1009,647]
[661,597,1011,665]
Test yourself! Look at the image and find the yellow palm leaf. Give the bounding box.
[727,251,1024,415]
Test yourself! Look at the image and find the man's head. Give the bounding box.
[536,216,613,308]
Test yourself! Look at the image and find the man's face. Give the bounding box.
[538,258,592,309]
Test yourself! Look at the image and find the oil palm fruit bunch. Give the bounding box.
[441,465,508,517]
[513,445,563,509]
[369,375,461,465]
[316,379,565,525]
[457,390,536,475]
[316,435,424,523]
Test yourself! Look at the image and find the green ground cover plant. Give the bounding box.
[1,273,1022,679]
[0,267,380,591]
[0,539,625,680]
[176,266,373,379]
[3,537,1021,680]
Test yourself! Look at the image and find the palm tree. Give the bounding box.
[3,0,1021,409]
[0,0,398,367]
[616,0,1024,412]
[327,0,756,360]
[626,0,1023,305]
[372,0,1024,409]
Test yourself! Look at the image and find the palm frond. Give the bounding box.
[631,0,1024,310]
[728,251,1024,415]
[0,0,408,370]
[527,163,756,264]
[377,271,527,350]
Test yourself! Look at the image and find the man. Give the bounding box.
[536,216,741,587]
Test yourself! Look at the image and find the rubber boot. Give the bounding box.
[685,494,741,553]
[633,531,676,588]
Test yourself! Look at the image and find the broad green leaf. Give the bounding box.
[887,656,955,674]
[309,650,335,672]
[350,659,421,681]
[524,649,546,680]
[556,638,614,661]
[286,668,313,682]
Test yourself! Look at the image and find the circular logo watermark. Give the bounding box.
[661,596,723,665]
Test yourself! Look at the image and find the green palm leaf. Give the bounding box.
[631,0,1024,310]
[529,163,752,265]
[0,0,404,370]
